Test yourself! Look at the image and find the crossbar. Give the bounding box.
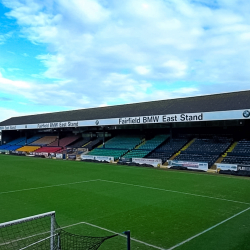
[0,211,55,228]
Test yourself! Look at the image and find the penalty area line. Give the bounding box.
[62,221,166,250]
[97,179,250,205]
[167,206,250,250]
[0,179,99,194]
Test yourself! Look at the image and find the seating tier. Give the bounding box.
[123,134,169,159]
[222,139,250,165]
[30,136,58,146]
[16,146,41,152]
[34,147,62,153]
[88,135,143,160]
[48,135,80,147]
[68,138,91,148]
[146,138,189,163]
[175,137,232,168]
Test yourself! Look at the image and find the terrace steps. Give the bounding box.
[169,138,196,160]
[135,139,146,149]
[222,141,238,157]
[82,141,91,147]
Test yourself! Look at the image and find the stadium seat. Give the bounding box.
[48,135,81,147]
[174,137,232,168]
[34,147,62,153]
[30,136,58,146]
[87,134,143,160]
[16,146,41,153]
[222,139,250,165]
[123,134,169,159]
[146,138,189,163]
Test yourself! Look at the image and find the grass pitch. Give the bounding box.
[1,154,250,249]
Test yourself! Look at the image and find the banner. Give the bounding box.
[0,150,9,154]
[215,163,237,171]
[168,160,208,171]
[132,158,162,167]
[56,153,63,159]
[68,154,76,160]
[81,155,95,160]
[238,165,250,171]
[119,157,132,164]
[1,108,250,131]
[80,155,114,162]
[76,148,88,154]
[95,156,114,162]
[34,152,49,157]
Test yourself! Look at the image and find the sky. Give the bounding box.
[0,0,250,122]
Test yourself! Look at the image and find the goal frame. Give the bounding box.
[0,211,56,250]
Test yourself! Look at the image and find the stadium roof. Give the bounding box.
[1,90,250,126]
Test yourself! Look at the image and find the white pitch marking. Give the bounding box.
[167,206,250,249]
[63,221,166,250]
[0,179,99,194]
[98,179,250,205]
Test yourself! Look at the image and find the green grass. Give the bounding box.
[1,154,250,249]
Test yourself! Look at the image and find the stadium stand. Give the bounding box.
[26,135,43,145]
[4,145,22,151]
[123,134,169,159]
[146,138,189,163]
[83,138,102,151]
[34,147,62,153]
[104,134,142,149]
[16,146,41,153]
[0,90,250,175]
[30,136,58,146]
[67,138,91,148]
[174,137,232,168]
[48,135,80,147]
[88,134,142,160]
[0,137,28,150]
[6,137,26,145]
[222,139,250,165]
[15,135,43,146]
[0,145,10,149]
[88,148,128,160]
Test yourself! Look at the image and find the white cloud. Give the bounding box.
[0,31,13,44]
[163,60,187,78]
[135,66,151,75]
[0,0,250,111]
[0,74,31,90]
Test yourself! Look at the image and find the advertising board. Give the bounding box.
[80,155,114,162]
[56,153,63,159]
[215,163,238,171]
[168,160,208,171]
[132,158,162,167]
[95,156,114,162]
[81,155,95,160]
[68,154,76,160]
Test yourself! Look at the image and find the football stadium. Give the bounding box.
[0,90,250,249]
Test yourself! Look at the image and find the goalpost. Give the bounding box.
[0,211,58,250]
[0,211,128,250]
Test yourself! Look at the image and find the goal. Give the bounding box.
[0,211,120,250]
[0,211,58,250]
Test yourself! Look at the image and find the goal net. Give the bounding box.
[0,212,118,250]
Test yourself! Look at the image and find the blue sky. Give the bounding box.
[0,0,250,122]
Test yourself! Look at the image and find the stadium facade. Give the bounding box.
[0,90,250,140]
